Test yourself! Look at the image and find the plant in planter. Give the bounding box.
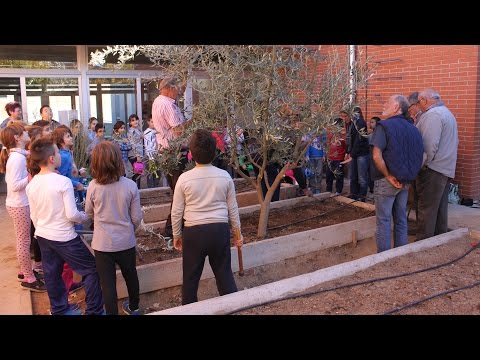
[90,45,371,238]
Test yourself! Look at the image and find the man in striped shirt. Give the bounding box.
[151,76,191,239]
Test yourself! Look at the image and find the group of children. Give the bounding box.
[1,116,244,314]
[85,115,168,189]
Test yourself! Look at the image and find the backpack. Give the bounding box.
[448,183,460,204]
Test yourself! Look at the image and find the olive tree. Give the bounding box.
[90,45,370,238]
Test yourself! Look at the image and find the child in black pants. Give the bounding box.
[172,129,243,305]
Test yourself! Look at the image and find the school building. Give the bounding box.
[0,45,478,200]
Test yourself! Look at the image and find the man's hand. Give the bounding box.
[386,174,402,189]
[174,237,183,251]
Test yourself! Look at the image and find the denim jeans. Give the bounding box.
[325,160,344,193]
[307,157,324,193]
[374,178,409,253]
[37,235,104,315]
[349,154,369,200]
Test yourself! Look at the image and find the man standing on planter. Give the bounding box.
[371,95,424,253]
[152,77,191,240]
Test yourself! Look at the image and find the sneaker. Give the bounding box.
[122,301,142,315]
[21,279,47,292]
[18,269,44,282]
[33,265,43,275]
[50,303,82,315]
[60,307,83,315]
[68,281,84,295]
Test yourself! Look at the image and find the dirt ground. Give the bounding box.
[135,197,374,266]
[237,234,480,315]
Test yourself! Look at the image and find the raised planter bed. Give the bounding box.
[141,182,297,224]
[118,194,375,299]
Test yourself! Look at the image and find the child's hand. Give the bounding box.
[79,168,87,177]
[173,237,182,251]
[234,227,243,247]
[76,183,84,191]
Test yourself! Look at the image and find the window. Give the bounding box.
[0,46,77,69]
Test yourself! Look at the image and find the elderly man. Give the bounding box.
[406,92,422,124]
[415,89,459,241]
[371,95,424,252]
[151,76,191,239]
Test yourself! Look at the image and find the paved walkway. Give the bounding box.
[0,194,478,315]
[0,195,33,314]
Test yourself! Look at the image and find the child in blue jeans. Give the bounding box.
[26,137,104,315]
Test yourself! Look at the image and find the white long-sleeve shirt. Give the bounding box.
[143,127,158,160]
[5,151,29,208]
[171,164,241,239]
[26,172,88,241]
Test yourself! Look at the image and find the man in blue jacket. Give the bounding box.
[371,95,424,253]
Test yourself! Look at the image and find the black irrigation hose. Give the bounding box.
[383,280,480,315]
[227,242,480,315]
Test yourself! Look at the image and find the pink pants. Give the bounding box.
[6,206,35,282]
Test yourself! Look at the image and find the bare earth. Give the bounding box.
[237,235,480,315]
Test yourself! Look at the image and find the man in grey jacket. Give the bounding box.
[415,89,459,240]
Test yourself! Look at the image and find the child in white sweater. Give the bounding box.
[172,129,243,305]
[26,137,104,315]
[0,122,46,292]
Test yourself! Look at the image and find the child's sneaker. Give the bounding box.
[68,281,84,295]
[18,270,44,282]
[33,263,43,275]
[21,279,47,292]
[122,301,142,315]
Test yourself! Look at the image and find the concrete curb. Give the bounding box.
[149,227,469,315]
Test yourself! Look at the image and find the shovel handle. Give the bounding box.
[237,246,244,276]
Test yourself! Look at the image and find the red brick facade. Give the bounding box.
[356,45,480,199]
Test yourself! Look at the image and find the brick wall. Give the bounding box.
[356,45,480,199]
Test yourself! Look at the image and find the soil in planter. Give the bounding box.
[237,234,480,315]
[135,197,375,266]
[140,179,256,206]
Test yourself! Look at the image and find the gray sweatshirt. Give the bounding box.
[85,176,143,252]
[415,104,458,179]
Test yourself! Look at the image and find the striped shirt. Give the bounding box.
[151,95,186,149]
